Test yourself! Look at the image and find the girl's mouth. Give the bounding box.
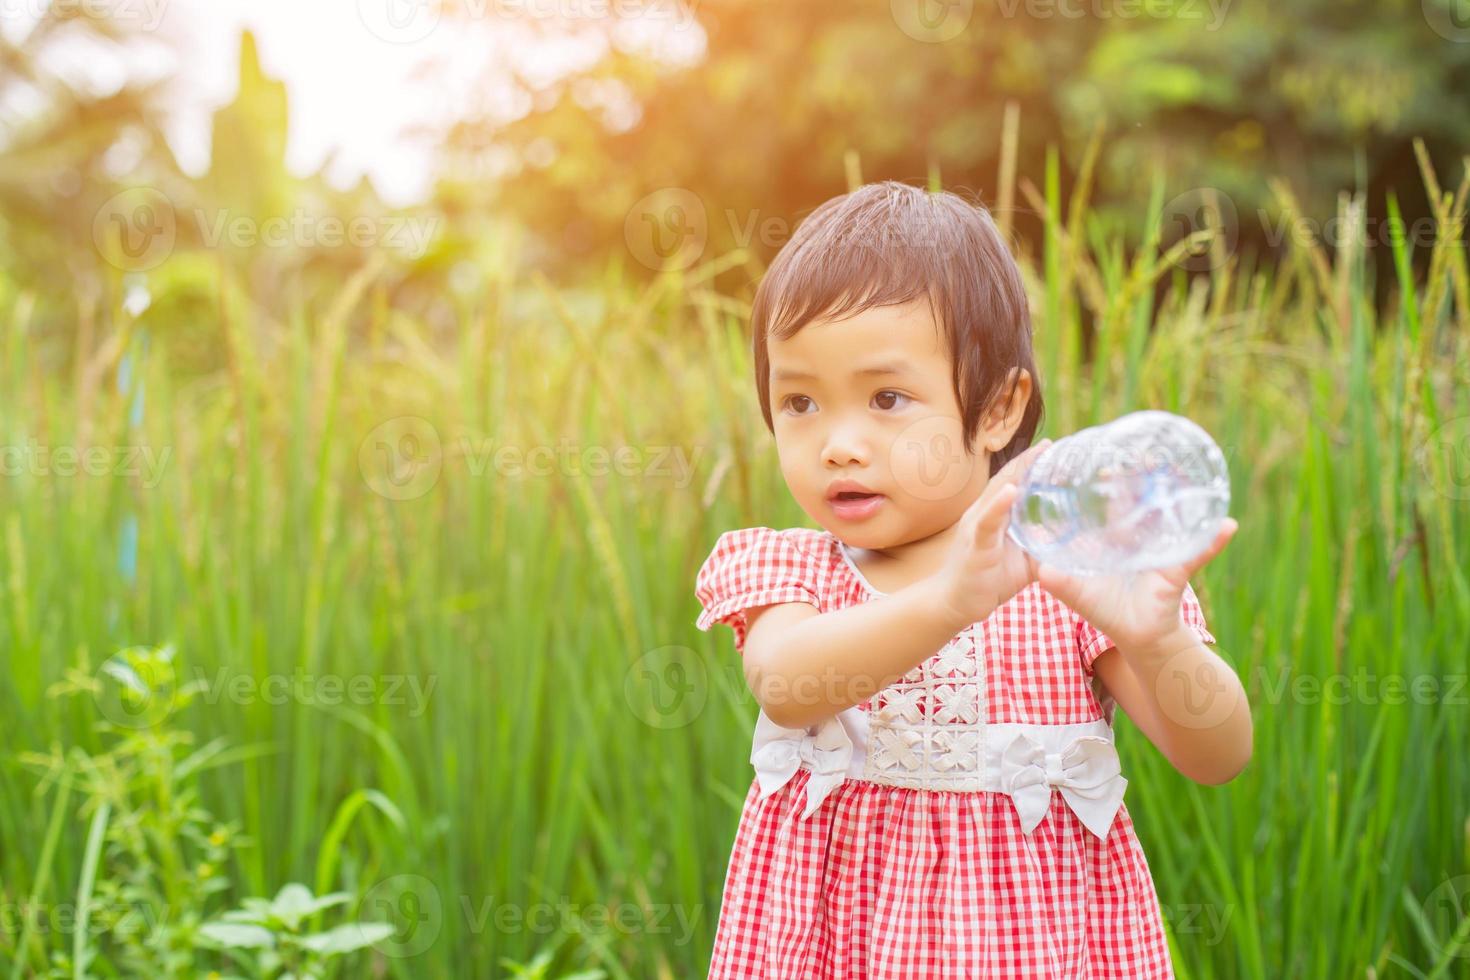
[829,492,886,521]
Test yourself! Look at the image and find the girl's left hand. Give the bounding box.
[1037,518,1239,654]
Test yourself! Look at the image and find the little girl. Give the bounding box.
[693,181,1251,978]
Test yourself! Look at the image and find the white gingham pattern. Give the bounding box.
[695,526,1217,979]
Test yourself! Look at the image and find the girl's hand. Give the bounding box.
[1037,518,1239,654]
[930,439,1052,632]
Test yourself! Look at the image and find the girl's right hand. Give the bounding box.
[930,439,1053,633]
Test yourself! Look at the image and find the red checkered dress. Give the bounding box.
[694,526,1216,979]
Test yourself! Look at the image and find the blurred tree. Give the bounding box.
[201,29,292,228]
[0,7,187,303]
[423,0,1470,278]
[1074,0,1470,230]
[0,17,415,375]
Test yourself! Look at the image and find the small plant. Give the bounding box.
[498,934,607,980]
[19,643,247,978]
[197,882,394,980]
[15,644,397,979]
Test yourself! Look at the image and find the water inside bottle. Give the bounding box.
[1006,411,1230,575]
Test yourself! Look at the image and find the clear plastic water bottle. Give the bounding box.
[1006,410,1231,576]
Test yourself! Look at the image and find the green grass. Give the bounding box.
[0,140,1468,976]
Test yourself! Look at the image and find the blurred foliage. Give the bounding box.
[449,0,1470,276]
[0,15,470,364]
[201,31,290,223]
[0,7,182,292]
[3,2,1467,331]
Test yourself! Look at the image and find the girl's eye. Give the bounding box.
[873,390,911,411]
[782,395,815,415]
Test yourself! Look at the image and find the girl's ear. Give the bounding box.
[982,367,1032,452]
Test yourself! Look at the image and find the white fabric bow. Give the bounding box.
[749,711,855,819]
[998,731,1128,839]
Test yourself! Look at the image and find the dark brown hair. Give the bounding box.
[751,180,1044,477]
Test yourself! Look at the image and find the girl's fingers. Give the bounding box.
[1037,562,1074,603]
[1024,547,1041,582]
[994,442,1049,506]
[979,441,1050,510]
[1003,439,1052,482]
[974,482,1018,546]
[963,438,1053,539]
[1182,518,1237,576]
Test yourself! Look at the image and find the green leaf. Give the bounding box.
[197,922,276,949]
[99,658,147,696]
[297,922,395,956]
[269,883,320,928]
[304,891,352,915]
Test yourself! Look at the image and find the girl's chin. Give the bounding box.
[824,524,895,550]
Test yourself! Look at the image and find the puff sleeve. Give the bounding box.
[695,527,823,656]
[1076,580,1217,674]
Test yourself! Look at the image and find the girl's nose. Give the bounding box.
[822,425,871,468]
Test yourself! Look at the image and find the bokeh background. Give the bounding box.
[1,1,1468,977]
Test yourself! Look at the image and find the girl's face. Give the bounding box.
[767,297,1029,551]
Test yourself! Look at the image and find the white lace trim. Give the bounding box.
[751,712,1126,838]
[747,627,1127,838]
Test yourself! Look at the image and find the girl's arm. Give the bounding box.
[741,442,1053,731]
[740,581,972,730]
[1092,626,1254,785]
